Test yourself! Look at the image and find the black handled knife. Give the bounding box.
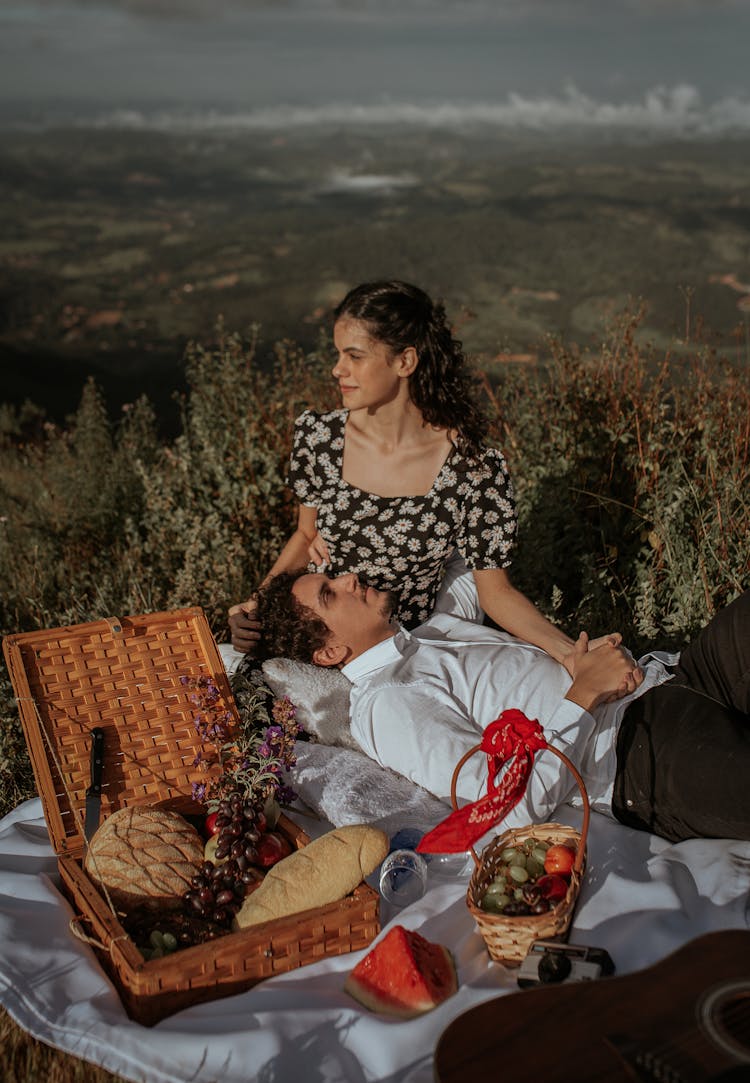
[84,727,105,841]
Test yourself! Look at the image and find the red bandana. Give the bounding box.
[417,709,547,854]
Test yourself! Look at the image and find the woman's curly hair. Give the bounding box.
[334,279,490,458]
[255,569,331,663]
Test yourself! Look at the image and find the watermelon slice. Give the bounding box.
[344,924,458,1019]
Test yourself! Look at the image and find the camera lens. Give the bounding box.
[538,950,572,983]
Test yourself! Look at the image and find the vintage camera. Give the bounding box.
[517,940,615,989]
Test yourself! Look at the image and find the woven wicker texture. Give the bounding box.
[467,823,585,965]
[3,608,229,853]
[3,607,382,1023]
[60,814,380,1026]
[450,738,590,968]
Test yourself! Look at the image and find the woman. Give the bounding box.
[229,280,620,672]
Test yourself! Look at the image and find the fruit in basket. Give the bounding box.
[544,844,576,876]
[184,856,263,926]
[121,905,227,957]
[255,831,293,868]
[185,791,295,926]
[536,873,569,901]
[344,925,458,1019]
[85,806,204,910]
[478,837,576,917]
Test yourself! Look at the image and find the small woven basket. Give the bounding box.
[451,741,590,967]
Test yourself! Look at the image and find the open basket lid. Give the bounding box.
[2,607,237,855]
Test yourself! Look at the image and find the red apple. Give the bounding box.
[254,831,292,868]
[544,844,576,877]
[204,811,221,838]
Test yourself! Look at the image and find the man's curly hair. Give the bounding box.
[255,569,332,663]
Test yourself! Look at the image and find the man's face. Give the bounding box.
[291,572,394,664]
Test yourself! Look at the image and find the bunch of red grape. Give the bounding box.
[182,792,265,925]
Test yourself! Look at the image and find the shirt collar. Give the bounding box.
[342,626,411,684]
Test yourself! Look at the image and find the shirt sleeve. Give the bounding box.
[431,550,485,623]
[455,449,517,570]
[351,682,598,829]
[498,699,597,831]
[286,410,319,507]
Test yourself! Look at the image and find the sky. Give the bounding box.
[1,0,749,136]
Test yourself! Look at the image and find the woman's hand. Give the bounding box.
[308,532,330,568]
[228,597,262,654]
[587,632,623,650]
[563,632,643,707]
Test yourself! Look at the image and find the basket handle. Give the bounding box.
[450,741,590,870]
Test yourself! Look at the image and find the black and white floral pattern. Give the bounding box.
[288,409,517,628]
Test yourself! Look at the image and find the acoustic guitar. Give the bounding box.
[434,930,750,1083]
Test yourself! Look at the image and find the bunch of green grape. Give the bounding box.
[480,839,559,917]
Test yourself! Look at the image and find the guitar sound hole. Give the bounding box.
[700,983,750,1064]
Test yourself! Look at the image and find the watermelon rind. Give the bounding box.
[344,925,458,1019]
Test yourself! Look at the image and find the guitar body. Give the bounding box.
[435,930,750,1083]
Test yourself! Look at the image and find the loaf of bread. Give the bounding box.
[233,824,388,929]
[85,806,204,911]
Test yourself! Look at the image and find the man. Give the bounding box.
[257,569,750,843]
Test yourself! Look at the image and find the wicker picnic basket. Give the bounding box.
[2,607,380,1026]
[450,740,590,967]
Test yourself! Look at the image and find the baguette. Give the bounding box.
[233,824,388,929]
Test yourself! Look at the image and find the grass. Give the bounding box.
[0,1009,127,1083]
[0,308,747,1080]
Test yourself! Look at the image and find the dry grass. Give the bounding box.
[0,1008,128,1083]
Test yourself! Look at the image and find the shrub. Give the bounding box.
[491,308,749,652]
[0,310,747,817]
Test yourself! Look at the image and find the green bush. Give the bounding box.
[494,309,748,652]
[0,311,747,817]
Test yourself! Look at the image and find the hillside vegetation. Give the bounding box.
[1,310,747,816]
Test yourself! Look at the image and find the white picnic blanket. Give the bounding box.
[0,791,748,1083]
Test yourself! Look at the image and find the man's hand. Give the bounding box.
[563,630,639,702]
[228,597,262,654]
[564,632,644,711]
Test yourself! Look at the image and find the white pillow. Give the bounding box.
[261,657,360,751]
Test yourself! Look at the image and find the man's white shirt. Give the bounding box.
[342,613,677,830]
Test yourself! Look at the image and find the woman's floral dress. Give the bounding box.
[288,409,517,628]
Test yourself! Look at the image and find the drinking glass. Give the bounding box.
[379,848,429,908]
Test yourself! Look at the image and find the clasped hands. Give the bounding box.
[563,631,644,711]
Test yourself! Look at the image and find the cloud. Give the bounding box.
[71,84,750,138]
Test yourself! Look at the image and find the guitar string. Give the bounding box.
[616,989,750,1073]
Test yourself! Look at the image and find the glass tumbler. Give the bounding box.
[379,848,429,908]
